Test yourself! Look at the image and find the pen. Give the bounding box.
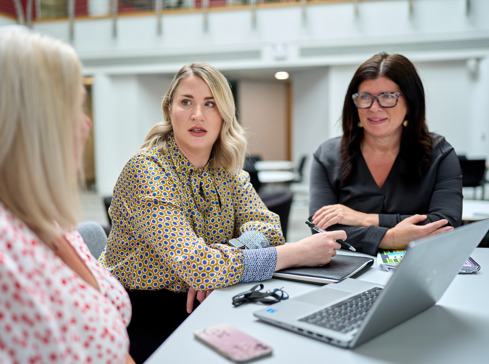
[305,220,356,252]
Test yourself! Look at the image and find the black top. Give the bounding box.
[309,134,463,256]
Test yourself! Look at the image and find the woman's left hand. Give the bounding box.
[186,288,213,314]
[312,204,378,229]
[379,215,453,250]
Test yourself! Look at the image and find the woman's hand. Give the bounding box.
[186,288,213,314]
[275,230,346,271]
[312,204,378,229]
[379,215,453,250]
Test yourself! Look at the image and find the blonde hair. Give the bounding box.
[139,62,247,174]
[0,26,84,243]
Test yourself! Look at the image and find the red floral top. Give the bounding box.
[0,203,131,364]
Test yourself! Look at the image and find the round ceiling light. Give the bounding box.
[274,71,289,80]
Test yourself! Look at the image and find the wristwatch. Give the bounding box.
[227,238,246,249]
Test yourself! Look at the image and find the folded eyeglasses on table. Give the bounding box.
[232,284,289,307]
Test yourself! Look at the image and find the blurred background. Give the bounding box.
[2,0,488,239]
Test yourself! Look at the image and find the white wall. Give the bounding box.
[328,65,356,139]
[419,60,476,156]
[0,17,15,26]
[93,73,171,196]
[291,68,330,181]
[418,59,489,159]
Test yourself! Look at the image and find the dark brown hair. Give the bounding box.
[340,52,433,181]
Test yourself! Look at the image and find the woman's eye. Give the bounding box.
[182,99,191,106]
[205,101,215,107]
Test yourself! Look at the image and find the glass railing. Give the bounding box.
[3,0,320,22]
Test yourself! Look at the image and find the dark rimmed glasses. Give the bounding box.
[352,92,403,109]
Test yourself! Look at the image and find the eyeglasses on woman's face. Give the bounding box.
[352,91,403,109]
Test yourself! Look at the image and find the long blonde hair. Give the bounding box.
[139,62,247,174]
[0,26,84,243]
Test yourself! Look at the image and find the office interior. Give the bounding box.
[2,0,489,237]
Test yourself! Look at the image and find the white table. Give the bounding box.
[258,171,296,184]
[255,161,295,171]
[462,199,489,222]
[145,249,489,364]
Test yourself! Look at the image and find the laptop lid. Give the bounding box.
[351,218,489,347]
[254,219,489,348]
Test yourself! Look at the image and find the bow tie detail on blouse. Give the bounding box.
[166,132,222,218]
[189,169,221,214]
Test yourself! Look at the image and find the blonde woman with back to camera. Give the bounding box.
[0,27,135,363]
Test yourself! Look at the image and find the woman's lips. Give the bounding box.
[368,117,387,124]
[189,127,207,136]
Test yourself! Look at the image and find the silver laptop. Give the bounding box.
[254,218,489,348]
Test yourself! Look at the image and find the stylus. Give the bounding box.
[305,220,356,252]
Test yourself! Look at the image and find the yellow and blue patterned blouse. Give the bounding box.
[99,133,284,292]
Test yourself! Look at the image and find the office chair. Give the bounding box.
[101,196,113,236]
[459,158,487,199]
[293,155,307,183]
[244,155,263,193]
[77,221,108,259]
[260,188,294,240]
[244,154,262,173]
[103,196,113,225]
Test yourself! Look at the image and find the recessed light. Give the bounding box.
[275,71,289,80]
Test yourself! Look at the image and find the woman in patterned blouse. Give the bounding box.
[0,27,134,363]
[100,62,345,362]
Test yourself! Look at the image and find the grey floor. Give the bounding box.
[80,183,312,243]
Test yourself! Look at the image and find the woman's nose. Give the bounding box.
[191,104,204,120]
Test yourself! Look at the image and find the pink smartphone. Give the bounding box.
[194,323,273,363]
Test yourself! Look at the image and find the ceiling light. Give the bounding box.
[275,71,289,80]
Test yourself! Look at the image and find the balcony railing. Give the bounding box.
[2,0,474,39]
[4,0,308,21]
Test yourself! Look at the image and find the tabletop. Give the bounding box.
[146,249,489,364]
[463,199,489,222]
[258,171,296,184]
[254,161,295,171]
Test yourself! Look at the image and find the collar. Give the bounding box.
[166,132,215,176]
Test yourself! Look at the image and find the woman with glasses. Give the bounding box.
[309,52,462,255]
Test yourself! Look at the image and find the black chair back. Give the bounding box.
[103,196,113,226]
[293,155,308,183]
[459,159,486,187]
[260,188,294,240]
[459,158,486,199]
[244,155,263,193]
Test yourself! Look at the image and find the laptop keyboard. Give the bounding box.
[299,287,383,333]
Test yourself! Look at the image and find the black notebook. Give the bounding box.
[273,254,374,285]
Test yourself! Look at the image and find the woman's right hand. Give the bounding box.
[275,230,346,271]
[312,204,378,229]
[186,287,213,314]
[379,215,453,250]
